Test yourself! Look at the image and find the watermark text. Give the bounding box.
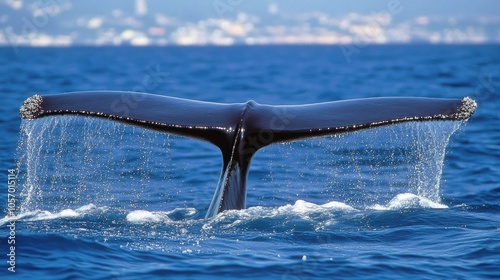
[6,168,18,273]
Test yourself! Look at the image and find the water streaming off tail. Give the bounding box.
[16,116,221,215]
[16,115,463,215]
[248,121,462,208]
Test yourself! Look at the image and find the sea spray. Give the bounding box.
[16,114,463,215]
[250,121,462,208]
[16,115,221,215]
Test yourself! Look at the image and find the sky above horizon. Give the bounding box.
[1,0,499,47]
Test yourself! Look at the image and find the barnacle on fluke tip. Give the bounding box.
[19,94,44,120]
[451,97,477,120]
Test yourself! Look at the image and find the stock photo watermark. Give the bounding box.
[110,64,170,117]
[6,168,19,273]
[242,106,297,159]
[213,0,244,17]
[473,74,497,101]
[4,0,70,54]
[340,0,404,63]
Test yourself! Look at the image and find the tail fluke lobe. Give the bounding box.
[20,92,476,217]
[20,91,245,160]
[242,97,477,147]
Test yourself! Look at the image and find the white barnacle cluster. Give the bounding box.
[19,94,44,119]
[451,97,477,120]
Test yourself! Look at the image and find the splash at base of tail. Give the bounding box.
[19,91,476,217]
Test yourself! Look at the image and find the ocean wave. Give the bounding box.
[0,204,106,226]
[369,193,448,210]
[1,193,447,228]
[203,193,448,231]
[126,208,197,224]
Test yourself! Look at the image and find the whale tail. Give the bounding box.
[20,91,476,217]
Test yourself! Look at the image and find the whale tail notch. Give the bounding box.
[20,91,477,217]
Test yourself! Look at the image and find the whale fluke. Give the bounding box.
[19,91,476,217]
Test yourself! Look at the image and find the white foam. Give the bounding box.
[1,205,194,226]
[370,193,448,210]
[0,204,103,225]
[203,195,450,231]
[203,199,358,230]
[0,211,33,225]
[32,204,102,220]
[166,207,197,217]
[292,200,356,213]
[126,210,171,224]
[55,209,79,217]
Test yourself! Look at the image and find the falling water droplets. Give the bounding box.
[252,120,463,208]
[16,116,171,213]
[16,114,464,216]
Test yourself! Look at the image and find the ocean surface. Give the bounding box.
[0,45,499,279]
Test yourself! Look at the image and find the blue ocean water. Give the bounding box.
[0,45,499,279]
